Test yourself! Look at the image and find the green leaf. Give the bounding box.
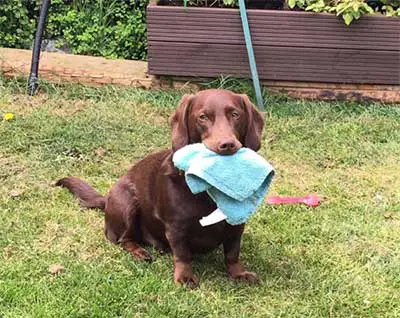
[343,13,354,25]
[289,0,297,9]
[364,4,374,13]
[336,3,345,14]
[223,0,236,6]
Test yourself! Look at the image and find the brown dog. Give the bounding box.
[56,89,264,288]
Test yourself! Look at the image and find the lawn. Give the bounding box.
[1,77,399,317]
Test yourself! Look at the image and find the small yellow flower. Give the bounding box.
[3,112,14,121]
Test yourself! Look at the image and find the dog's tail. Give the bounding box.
[56,176,106,210]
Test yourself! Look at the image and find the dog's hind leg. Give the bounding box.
[104,177,152,261]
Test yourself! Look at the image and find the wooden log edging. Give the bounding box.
[0,48,152,89]
[1,48,399,103]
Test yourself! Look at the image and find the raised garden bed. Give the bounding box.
[147,5,400,86]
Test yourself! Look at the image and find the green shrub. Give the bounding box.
[0,0,36,49]
[47,0,148,60]
[0,0,148,60]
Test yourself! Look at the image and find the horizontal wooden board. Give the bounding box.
[150,43,396,66]
[148,11,399,31]
[149,59,398,80]
[147,13,399,50]
[147,5,400,85]
[147,6,400,30]
[148,67,398,84]
[148,5,398,23]
[148,35,398,51]
[148,42,400,84]
[147,23,395,37]
[149,66,398,83]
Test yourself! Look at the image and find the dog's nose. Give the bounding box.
[217,140,238,155]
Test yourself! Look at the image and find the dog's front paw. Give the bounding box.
[132,248,153,262]
[174,263,199,289]
[231,271,259,284]
[227,263,259,284]
[175,273,199,289]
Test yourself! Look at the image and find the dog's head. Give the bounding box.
[170,89,264,155]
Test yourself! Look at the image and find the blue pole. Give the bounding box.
[238,0,264,110]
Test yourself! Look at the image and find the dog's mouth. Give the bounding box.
[202,140,242,155]
[216,147,240,156]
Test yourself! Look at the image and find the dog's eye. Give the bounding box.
[199,114,208,121]
[232,111,240,119]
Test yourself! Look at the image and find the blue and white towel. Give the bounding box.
[172,143,275,226]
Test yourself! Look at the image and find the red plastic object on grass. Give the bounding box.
[266,194,321,207]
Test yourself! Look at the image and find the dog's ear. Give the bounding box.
[170,94,194,151]
[239,94,264,151]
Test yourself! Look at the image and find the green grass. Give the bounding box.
[1,77,399,317]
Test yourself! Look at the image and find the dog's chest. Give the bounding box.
[185,193,231,252]
[188,221,228,253]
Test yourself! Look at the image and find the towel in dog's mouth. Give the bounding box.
[173,143,275,225]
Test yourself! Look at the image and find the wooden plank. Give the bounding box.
[149,49,397,69]
[149,44,397,66]
[149,57,396,69]
[148,27,399,51]
[148,20,398,36]
[149,65,399,83]
[148,42,400,84]
[148,14,400,31]
[148,23,396,37]
[148,36,397,50]
[149,59,396,72]
[147,6,400,28]
[148,66,398,84]
[147,16,399,35]
[147,26,395,43]
[147,5,398,22]
[149,61,396,74]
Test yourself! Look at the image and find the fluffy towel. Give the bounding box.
[172,143,275,225]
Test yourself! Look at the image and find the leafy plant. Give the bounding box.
[288,0,398,25]
[334,0,374,25]
[0,0,36,48]
[0,0,148,60]
[379,0,400,16]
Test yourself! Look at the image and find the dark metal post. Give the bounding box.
[28,0,51,96]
